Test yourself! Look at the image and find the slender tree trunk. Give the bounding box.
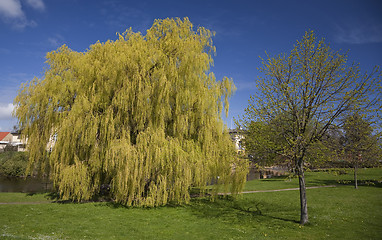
[297,162,308,225]
[354,164,358,189]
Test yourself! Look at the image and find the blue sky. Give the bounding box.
[0,0,381,131]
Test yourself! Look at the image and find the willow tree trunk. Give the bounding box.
[297,163,308,225]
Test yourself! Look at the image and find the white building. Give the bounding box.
[0,131,27,152]
[229,129,245,154]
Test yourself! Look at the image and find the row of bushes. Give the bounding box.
[0,151,28,177]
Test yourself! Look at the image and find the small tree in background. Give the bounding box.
[240,31,381,225]
[342,113,381,188]
[14,18,247,206]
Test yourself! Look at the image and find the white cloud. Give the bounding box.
[25,0,45,11]
[334,23,382,44]
[0,0,24,19]
[0,103,14,120]
[0,0,44,29]
[48,34,65,47]
[48,37,59,46]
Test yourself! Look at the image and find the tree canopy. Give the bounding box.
[343,113,381,164]
[14,18,247,206]
[240,31,381,224]
[342,112,381,188]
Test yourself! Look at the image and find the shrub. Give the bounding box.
[0,152,29,177]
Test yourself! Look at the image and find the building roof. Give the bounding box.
[0,132,11,141]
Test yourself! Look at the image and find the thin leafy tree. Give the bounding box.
[342,113,381,189]
[240,31,381,224]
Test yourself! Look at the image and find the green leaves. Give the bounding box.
[342,112,381,166]
[13,18,245,206]
[242,30,381,165]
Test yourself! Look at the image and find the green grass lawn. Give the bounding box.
[243,167,382,191]
[1,168,381,239]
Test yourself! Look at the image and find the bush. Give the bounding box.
[0,152,29,177]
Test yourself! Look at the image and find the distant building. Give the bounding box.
[0,132,12,152]
[0,132,12,142]
[228,129,245,154]
[0,131,27,152]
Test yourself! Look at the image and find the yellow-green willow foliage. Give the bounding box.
[14,18,247,206]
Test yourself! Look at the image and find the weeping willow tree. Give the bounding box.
[13,18,247,206]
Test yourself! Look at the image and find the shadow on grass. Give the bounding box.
[306,179,339,187]
[188,195,299,225]
[41,192,116,205]
[26,192,38,196]
[93,194,300,225]
[307,179,382,188]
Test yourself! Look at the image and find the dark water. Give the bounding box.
[0,176,52,193]
[0,168,287,193]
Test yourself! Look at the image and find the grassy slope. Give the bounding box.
[1,168,381,240]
